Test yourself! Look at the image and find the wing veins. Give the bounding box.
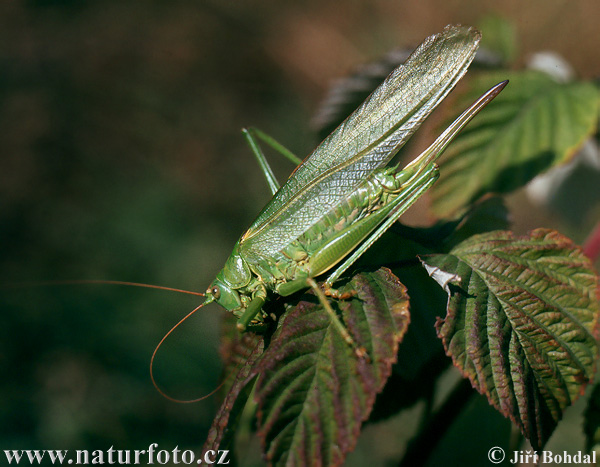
[239,25,482,253]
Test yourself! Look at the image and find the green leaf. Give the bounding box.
[420,228,600,449]
[365,198,509,422]
[431,71,600,217]
[391,195,510,252]
[478,15,518,65]
[254,269,410,466]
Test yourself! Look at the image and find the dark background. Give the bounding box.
[2,1,599,465]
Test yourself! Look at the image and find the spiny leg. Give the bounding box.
[242,127,303,196]
[307,277,368,361]
[324,81,508,287]
[245,127,302,166]
[401,80,508,178]
[242,128,280,196]
[325,163,440,287]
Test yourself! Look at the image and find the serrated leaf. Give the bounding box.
[202,336,263,457]
[420,228,600,449]
[431,71,600,216]
[217,313,264,401]
[254,269,410,466]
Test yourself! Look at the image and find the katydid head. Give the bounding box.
[204,241,253,318]
[205,277,243,314]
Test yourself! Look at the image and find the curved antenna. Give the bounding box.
[150,298,225,403]
[8,278,226,401]
[5,279,205,297]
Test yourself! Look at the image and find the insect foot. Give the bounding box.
[322,284,358,300]
[355,345,371,363]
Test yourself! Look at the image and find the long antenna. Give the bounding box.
[5,279,206,297]
[7,277,225,401]
[150,300,225,403]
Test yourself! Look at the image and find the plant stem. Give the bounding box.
[583,220,600,263]
[398,378,474,467]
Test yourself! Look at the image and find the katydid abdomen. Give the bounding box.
[247,163,437,289]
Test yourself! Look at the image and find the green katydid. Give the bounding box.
[199,25,507,354]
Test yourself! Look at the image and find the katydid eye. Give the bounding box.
[211,286,221,299]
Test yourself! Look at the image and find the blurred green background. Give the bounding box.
[1,1,599,465]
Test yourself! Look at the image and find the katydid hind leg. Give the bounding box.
[324,81,508,286]
[402,80,508,180]
[325,164,440,286]
[307,278,369,361]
